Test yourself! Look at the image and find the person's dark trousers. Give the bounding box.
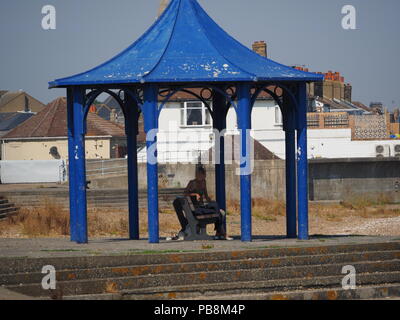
[204,201,226,235]
[173,198,188,232]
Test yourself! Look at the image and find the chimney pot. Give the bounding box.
[252,41,267,58]
[158,0,169,18]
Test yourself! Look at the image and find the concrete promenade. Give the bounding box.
[0,235,398,259]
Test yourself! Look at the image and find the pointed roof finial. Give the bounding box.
[158,0,169,18]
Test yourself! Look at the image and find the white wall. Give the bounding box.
[1,138,112,161]
[0,160,67,184]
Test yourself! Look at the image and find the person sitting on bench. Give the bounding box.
[169,166,233,241]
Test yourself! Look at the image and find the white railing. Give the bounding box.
[85,158,128,177]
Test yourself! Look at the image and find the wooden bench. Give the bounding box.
[173,196,220,241]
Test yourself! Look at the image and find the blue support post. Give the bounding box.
[66,88,77,242]
[143,85,159,244]
[72,87,88,244]
[283,94,297,239]
[125,94,140,240]
[212,90,227,213]
[296,83,309,240]
[237,84,252,242]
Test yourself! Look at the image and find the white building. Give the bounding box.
[137,96,400,163]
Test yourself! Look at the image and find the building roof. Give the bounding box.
[352,101,373,113]
[0,112,35,132]
[0,92,22,108]
[206,135,280,161]
[3,97,126,139]
[0,90,45,113]
[49,0,323,88]
[162,87,278,102]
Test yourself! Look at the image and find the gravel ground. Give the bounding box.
[326,216,400,236]
[227,214,400,238]
[1,200,399,239]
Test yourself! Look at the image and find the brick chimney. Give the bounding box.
[252,41,267,58]
[110,109,117,123]
[158,0,169,18]
[24,95,30,113]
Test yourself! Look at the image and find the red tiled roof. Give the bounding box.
[160,87,277,102]
[3,97,125,139]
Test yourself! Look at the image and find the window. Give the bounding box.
[181,102,211,127]
[274,106,283,125]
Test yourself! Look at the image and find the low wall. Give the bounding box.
[309,158,400,202]
[89,160,286,200]
[90,158,400,203]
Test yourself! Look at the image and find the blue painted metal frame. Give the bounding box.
[158,85,237,120]
[84,89,127,121]
[124,92,140,240]
[158,88,212,119]
[237,84,252,242]
[296,83,309,240]
[249,84,299,239]
[66,88,78,242]
[212,89,227,219]
[52,0,323,244]
[123,88,144,111]
[64,81,311,244]
[143,85,160,244]
[283,92,297,239]
[72,87,88,244]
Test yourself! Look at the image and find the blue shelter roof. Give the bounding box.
[49,0,323,88]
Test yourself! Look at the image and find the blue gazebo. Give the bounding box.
[50,0,323,244]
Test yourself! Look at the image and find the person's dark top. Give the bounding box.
[184,179,209,206]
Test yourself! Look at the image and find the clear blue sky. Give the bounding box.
[0,0,399,110]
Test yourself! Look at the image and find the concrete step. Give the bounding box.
[182,283,400,301]
[8,264,400,298]
[0,196,19,219]
[3,242,400,299]
[0,209,18,220]
[107,273,400,300]
[5,257,400,297]
[2,242,399,274]
[0,203,13,209]
[65,283,400,301]
[1,242,399,274]
[1,250,399,286]
[0,207,18,215]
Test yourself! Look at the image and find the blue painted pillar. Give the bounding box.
[237,84,252,242]
[212,90,227,214]
[143,85,159,244]
[125,93,140,240]
[296,83,309,240]
[71,87,88,244]
[283,93,297,239]
[66,88,77,242]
